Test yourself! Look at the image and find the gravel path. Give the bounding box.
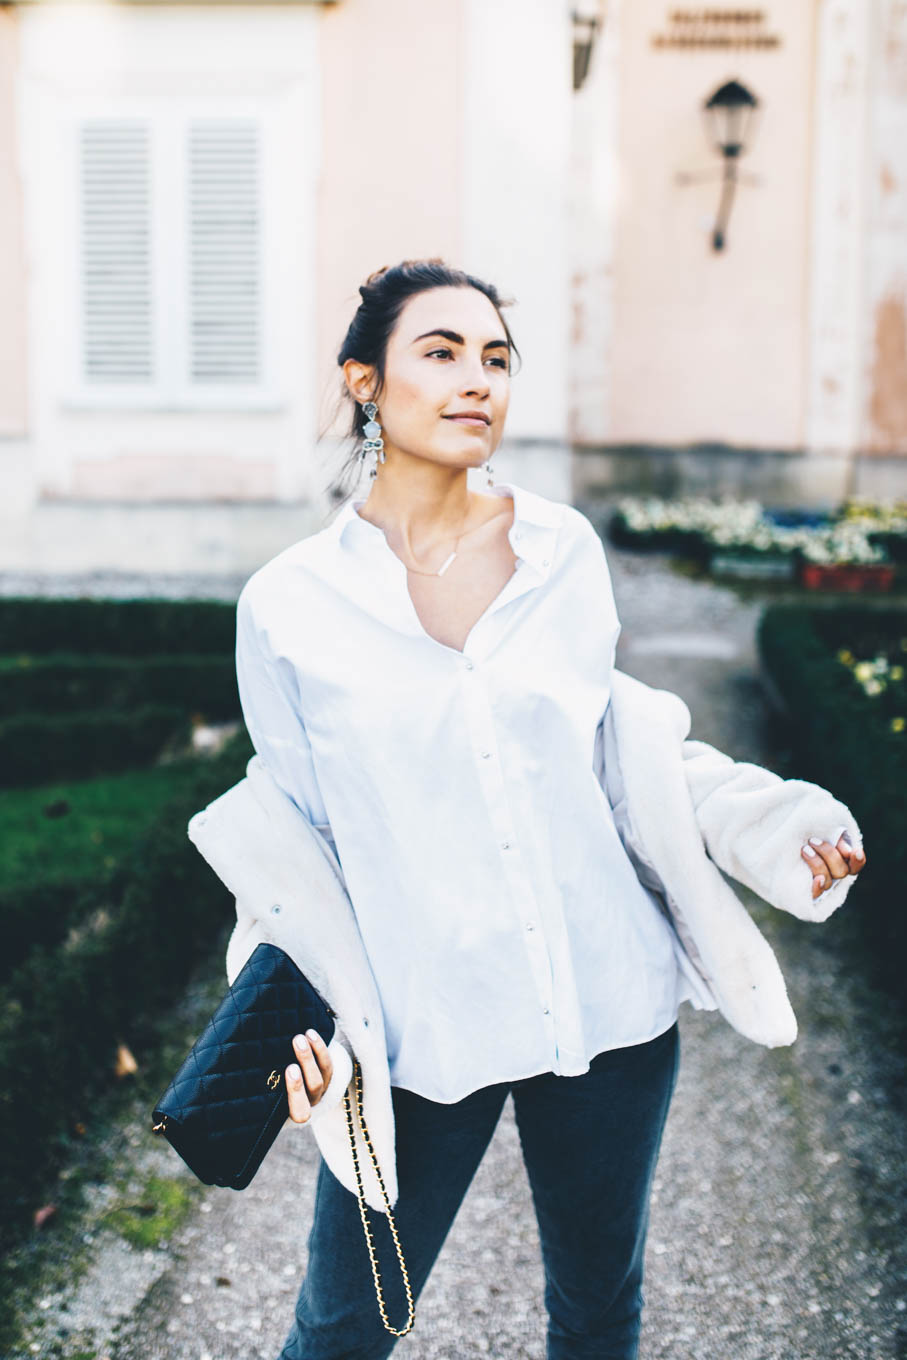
[6,544,906,1359]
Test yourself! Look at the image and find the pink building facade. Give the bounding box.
[0,1,904,575]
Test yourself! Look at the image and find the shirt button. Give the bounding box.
[542,559,550,567]
[481,751,491,759]
[501,841,511,850]
[464,659,474,670]
[542,1007,551,1015]
[526,923,535,931]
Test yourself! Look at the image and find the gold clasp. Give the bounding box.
[267,1070,281,1090]
[152,1117,169,1134]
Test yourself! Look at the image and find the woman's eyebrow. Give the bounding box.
[412,328,509,351]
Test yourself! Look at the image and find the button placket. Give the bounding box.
[460,658,557,1036]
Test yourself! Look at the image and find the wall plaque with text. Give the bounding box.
[652,9,782,50]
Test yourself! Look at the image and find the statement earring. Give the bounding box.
[360,402,386,481]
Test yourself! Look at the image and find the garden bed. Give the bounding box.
[0,731,254,1243]
[0,595,250,1256]
[609,495,907,585]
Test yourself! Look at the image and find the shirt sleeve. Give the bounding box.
[235,584,335,846]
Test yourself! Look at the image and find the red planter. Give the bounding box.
[798,560,896,592]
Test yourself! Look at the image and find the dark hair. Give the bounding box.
[326,258,521,497]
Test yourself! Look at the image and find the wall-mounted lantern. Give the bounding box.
[572,3,603,92]
[702,78,760,250]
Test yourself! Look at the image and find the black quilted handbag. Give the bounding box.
[151,942,336,1190]
[150,941,415,1337]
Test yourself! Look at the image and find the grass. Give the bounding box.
[0,759,207,891]
[100,1173,197,1250]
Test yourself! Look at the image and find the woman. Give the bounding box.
[230,259,866,1359]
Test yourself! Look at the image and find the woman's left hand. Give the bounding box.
[801,833,866,898]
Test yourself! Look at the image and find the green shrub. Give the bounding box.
[758,603,907,998]
[0,731,253,1234]
[0,878,104,986]
[0,706,191,788]
[0,597,235,657]
[0,653,239,721]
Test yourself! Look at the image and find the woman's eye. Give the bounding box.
[425,348,508,372]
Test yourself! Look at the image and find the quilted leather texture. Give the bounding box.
[151,942,336,1189]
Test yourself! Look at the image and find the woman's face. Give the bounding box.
[347,285,511,472]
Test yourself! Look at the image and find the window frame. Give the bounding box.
[61,91,285,413]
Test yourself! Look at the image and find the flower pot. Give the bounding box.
[608,516,709,560]
[797,561,896,592]
[709,551,796,581]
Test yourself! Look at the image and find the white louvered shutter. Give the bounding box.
[79,120,153,384]
[188,119,261,385]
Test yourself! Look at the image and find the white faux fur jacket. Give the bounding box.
[186,668,862,1215]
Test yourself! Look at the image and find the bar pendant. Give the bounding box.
[437,552,457,576]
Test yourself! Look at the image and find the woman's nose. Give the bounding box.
[460,367,491,398]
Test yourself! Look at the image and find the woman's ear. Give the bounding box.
[342,358,378,407]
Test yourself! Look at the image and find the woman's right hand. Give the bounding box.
[286,1030,334,1123]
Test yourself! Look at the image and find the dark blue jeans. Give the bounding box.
[278,1021,680,1360]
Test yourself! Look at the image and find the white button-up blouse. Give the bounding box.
[234,480,709,1104]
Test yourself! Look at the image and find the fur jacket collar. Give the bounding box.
[186,668,861,1214]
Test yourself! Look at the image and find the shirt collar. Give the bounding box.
[327,481,561,576]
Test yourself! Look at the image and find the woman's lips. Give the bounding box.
[444,416,490,428]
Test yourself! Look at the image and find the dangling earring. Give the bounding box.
[360,401,386,481]
[484,457,495,488]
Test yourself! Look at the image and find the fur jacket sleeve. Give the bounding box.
[680,739,861,923]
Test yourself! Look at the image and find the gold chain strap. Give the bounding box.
[342,1056,416,1337]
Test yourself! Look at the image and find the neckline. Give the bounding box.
[351,484,518,572]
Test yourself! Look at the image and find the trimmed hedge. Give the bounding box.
[0,731,254,1234]
[0,706,191,788]
[0,653,239,721]
[0,597,235,657]
[758,603,907,995]
[0,877,109,986]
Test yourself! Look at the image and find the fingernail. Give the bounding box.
[802,843,818,857]
[305,1029,320,1042]
[288,1064,302,1083]
[808,837,824,847]
[813,875,825,890]
[294,1033,309,1050]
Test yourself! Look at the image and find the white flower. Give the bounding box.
[799,522,887,564]
[614,495,893,563]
